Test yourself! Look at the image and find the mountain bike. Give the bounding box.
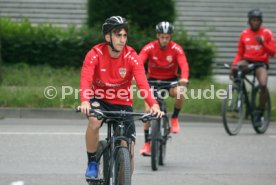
[222,63,271,135]
[147,80,179,171]
[77,109,155,185]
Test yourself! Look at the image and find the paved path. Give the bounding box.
[0,118,276,185]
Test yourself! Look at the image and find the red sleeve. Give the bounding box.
[80,49,98,102]
[139,50,148,64]
[139,43,153,64]
[263,29,276,56]
[232,33,244,65]
[177,50,189,79]
[132,53,157,106]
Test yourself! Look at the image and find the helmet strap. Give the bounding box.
[109,32,120,53]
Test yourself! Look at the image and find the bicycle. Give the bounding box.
[77,108,155,185]
[147,80,179,171]
[221,63,271,135]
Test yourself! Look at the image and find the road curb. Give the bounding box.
[0,107,223,123]
[0,107,84,120]
[0,107,275,124]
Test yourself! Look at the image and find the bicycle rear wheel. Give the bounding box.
[113,147,131,185]
[251,86,271,134]
[97,140,110,185]
[159,116,169,165]
[222,85,245,135]
[151,119,161,171]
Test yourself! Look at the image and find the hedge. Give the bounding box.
[0,18,216,78]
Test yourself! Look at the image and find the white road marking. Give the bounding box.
[0,132,144,136]
[10,181,25,185]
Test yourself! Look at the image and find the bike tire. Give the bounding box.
[251,86,271,134]
[151,119,160,171]
[222,85,245,135]
[159,116,169,165]
[97,140,110,185]
[113,147,131,185]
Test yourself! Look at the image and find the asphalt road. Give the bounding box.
[0,118,276,185]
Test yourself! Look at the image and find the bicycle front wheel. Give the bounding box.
[222,85,245,135]
[97,140,110,185]
[151,119,161,171]
[159,116,169,166]
[251,86,271,134]
[113,147,131,185]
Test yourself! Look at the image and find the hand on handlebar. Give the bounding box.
[77,101,91,115]
[229,64,237,80]
[179,78,188,86]
[150,103,164,118]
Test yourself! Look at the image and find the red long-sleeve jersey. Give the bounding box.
[233,27,276,65]
[139,40,189,80]
[80,43,157,106]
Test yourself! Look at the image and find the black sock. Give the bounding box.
[172,107,181,118]
[87,152,97,163]
[144,130,150,143]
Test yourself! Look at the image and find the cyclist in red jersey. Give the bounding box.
[78,16,163,180]
[230,9,276,126]
[139,21,189,156]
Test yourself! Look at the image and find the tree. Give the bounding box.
[87,0,175,30]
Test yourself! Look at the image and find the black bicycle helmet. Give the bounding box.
[102,16,128,35]
[248,9,263,21]
[155,21,174,34]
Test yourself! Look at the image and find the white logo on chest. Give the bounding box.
[119,67,127,78]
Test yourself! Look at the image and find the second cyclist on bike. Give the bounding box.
[230,9,275,127]
[139,21,189,156]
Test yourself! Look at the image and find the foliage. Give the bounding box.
[87,0,175,30]
[0,40,2,84]
[0,18,100,67]
[0,18,215,78]
[174,31,217,78]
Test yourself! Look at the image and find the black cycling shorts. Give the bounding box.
[247,60,269,70]
[89,98,136,143]
[148,77,179,97]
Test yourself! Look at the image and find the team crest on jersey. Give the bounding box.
[91,101,100,108]
[166,55,173,63]
[119,67,127,78]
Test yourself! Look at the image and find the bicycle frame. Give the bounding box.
[147,80,178,170]
[233,64,258,119]
[222,62,271,135]
[148,80,179,112]
[83,109,155,185]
